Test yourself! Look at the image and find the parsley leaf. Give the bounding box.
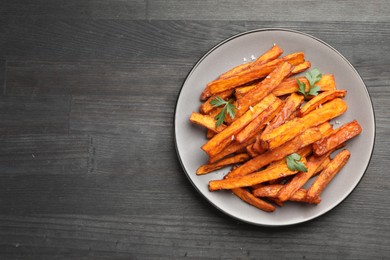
[297,68,322,98]
[286,153,308,172]
[214,106,226,128]
[297,79,307,97]
[308,85,320,96]
[210,96,226,107]
[210,96,237,127]
[305,68,322,86]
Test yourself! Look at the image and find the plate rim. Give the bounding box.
[173,28,376,227]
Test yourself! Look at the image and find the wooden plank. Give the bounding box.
[1,0,147,19]
[70,95,175,135]
[0,210,389,258]
[5,61,191,96]
[0,134,89,176]
[0,59,5,95]
[149,0,390,22]
[0,96,70,135]
[3,20,246,61]
[88,134,174,175]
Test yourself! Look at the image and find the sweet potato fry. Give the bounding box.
[267,197,285,207]
[260,98,347,150]
[202,94,277,157]
[317,122,334,138]
[208,134,257,163]
[226,127,321,178]
[200,89,234,114]
[313,156,331,177]
[231,188,275,212]
[315,74,337,92]
[196,153,250,175]
[298,90,347,117]
[272,74,336,97]
[235,62,293,118]
[277,151,331,202]
[313,120,362,156]
[235,98,283,143]
[252,184,321,204]
[219,44,283,79]
[206,129,216,139]
[246,143,260,157]
[252,44,284,64]
[253,93,304,153]
[234,63,314,99]
[306,149,351,203]
[209,157,306,191]
[201,52,305,100]
[288,60,311,76]
[235,85,255,100]
[266,145,313,185]
[190,112,227,133]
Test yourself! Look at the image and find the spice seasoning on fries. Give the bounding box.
[189,44,362,212]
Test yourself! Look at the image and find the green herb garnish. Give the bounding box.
[210,96,237,127]
[297,68,322,98]
[286,153,308,172]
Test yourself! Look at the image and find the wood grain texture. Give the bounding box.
[2,0,147,19]
[1,0,390,258]
[149,0,390,22]
[0,96,70,135]
[3,19,246,61]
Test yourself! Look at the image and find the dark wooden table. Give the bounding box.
[1,1,389,259]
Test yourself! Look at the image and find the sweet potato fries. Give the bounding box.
[189,44,362,212]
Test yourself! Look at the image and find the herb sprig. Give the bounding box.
[297,68,322,98]
[210,96,237,127]
[286,153,308,172]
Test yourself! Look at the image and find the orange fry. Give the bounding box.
[246,143,260,158]
[196,153,250,175]
[288,60,311,76]
[208,134,257,163]
[234,64,318,99]
[313,156,331,177]
[260,98,347,150]
[235,85,255,100]
[201,52,305,99]
[209,157,306,191]
[206,129,216,139]
[219,44,283,79]
[231,188,275,212]
[190,112,227,133]
[306,149,351,203]
[272,74,336,97]
[235,62,293,118]
[298,90,347,117]
[277,151,331,202]
[313,120,362,156]
[235,98,283,143]
[200,89,234,114]
[254,93,304,153]
[201,94,277,157]
[252,184,321,204]
[227,127,322,179]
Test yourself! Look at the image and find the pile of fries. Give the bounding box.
[190,44,362,212]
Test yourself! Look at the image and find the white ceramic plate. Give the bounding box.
[174,28,375,226]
